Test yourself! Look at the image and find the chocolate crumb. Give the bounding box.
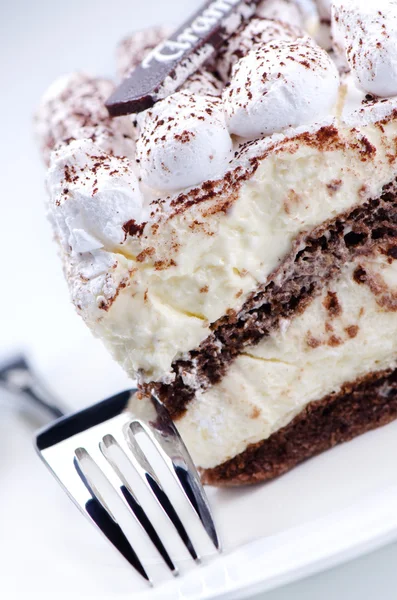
[345,325,359,338]
[136,247,155,262]
[323,291,342,317]
[306,333,321,349]
[250,407,261,419]
[354,267,367,284]
[123,219,145,238]
[326,179,342,195]
[328,334,342,347]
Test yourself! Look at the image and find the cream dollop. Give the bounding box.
[216,17,305,82]
[333,0,397,97]
[34,73,136,166]
[313,0,333,51]
[47,139,145,254]
[136,92,233,191]
[223,39,340,139]
[182,70,223,96]
[116,26,170,79]
[256,0,303,27]
[316,0,332,20]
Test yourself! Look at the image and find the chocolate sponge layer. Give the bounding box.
[202,367,397,486]
[146,181,397,417]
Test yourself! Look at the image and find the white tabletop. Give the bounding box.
[262,543,397,599]
[1,1,396,598]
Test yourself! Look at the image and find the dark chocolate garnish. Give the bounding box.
[106,0,260,116]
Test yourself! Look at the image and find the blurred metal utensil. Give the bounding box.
[0,355,220,584]
[0,355,65,422]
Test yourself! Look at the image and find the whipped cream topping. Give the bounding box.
[34,73,136,165]
[136,91,233,191]
[329,10,348,71]
[306,0,332,51]
[216,17,304,81]
[47,139,145,254]
[116,26,171,79]
[223,39,339,138]
[256,0,303,27]
[314,20,332,51]
[69,251,131,314]
[316,0,331,20]
[333,0,397,97]
[181,69,222,96]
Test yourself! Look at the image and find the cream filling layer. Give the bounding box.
[90,114,397,383]
[176,251,397,469]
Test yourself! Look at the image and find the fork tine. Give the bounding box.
[144,472,200,562]
[99,436,178,575]
[73,453,151,582]
[112,430,199,562]
[85,498,150,582]
[128,395,221,551]
[120,486,178,574]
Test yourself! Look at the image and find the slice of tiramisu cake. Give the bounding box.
[35,0,397,485]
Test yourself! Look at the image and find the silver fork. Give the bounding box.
[0,356,220,584]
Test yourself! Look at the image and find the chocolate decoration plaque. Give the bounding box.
[106,0,260,116]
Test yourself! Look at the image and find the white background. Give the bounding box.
[1,0,397,598]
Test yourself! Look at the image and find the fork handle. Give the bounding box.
[0,355,66,420]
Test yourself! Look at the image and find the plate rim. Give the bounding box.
[125,483,397,600]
